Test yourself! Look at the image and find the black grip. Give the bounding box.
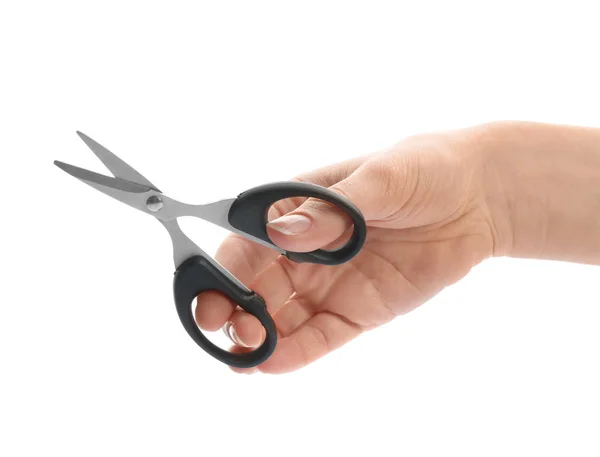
[228,181,367,265]
[173,255,277,368]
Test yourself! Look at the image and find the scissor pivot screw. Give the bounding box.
[146,195,163,212]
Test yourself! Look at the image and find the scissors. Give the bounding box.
[54,132,367,368]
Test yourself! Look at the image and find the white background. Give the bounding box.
[2,1,599,456]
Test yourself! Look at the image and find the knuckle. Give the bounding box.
[362,156,406,206]
[301,198,338,217]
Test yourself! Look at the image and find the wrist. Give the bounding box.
[474,121,600,264]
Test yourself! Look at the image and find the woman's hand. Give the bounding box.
[195,124,497,373]
[194,121,600,374]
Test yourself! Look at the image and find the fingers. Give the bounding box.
[266,159,397,253]
[199,155,382,365]
[260,311,363,374]
[223,313,264,348]
[201,157,370,336]
[272,297,313,337]
[221,257,297,347]
[194,235,278,331]
[266,199,352,253]
[228,311,362,375]
[224,260,362,375]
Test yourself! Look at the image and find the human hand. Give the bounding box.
[195,125,497,373]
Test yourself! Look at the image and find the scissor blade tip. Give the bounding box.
[54,160,76,173]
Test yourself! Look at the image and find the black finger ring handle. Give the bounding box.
[173,255,277,368]
[227,181,367,265]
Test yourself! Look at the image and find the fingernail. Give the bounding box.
[223,321,250,347]
[267,214,311,235]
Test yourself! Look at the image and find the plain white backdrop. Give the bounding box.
[2,1,599,455]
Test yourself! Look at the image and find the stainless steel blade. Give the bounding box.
[76,131,161,192]
[54,161,152,193]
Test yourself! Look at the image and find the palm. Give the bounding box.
[267,212,491,371]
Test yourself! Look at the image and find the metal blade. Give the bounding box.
[54,161,151,193]
[54,161,185,221]
[76,131,161,192]
[54,160,157,217]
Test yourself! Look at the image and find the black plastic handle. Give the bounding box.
[227,181,367,265]
[173,255,277,368]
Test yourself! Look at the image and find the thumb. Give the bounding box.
[266,163,392,253]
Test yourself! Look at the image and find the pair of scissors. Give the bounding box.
[54,132,367,368]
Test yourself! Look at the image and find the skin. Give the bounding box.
[195,121,600,374]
